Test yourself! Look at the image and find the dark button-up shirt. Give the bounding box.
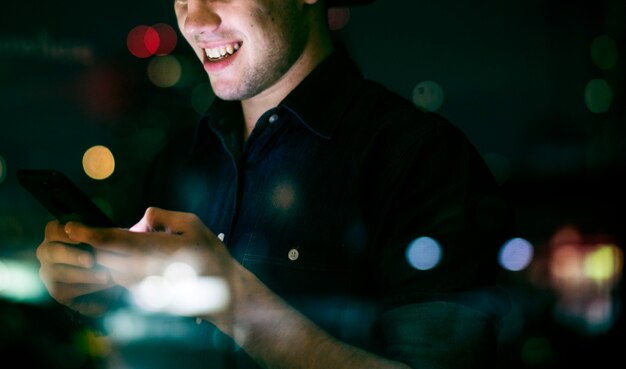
[143,43,513,368]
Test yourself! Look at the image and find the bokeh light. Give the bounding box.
[521,337,553,366]
[328,7,351,30]
[82,145,115,180]
[584,244,623,283]
[0,154,6,184]
[132,261,230,317]
[0,259,48,302]
[412,80,444,112]
[590,35,618,70]
[271,182,296,211]
[191,83,215,114]
[584,78,613,113]
[405,237,442,270]
[147,55,182,88]
[127,24,178,59]
[548,225,623,334]
[127,25,159,58]
[135,275,173,310]
[152,23,178,56]
[164,262,197,283]
[499,238,534,271]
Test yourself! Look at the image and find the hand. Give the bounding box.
[62,207,235,315]
[36,219,116,317]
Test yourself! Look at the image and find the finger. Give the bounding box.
[36,241,96,268]
[129,216,149,232]
[40,263,111,286]
[46,281,114,307]
[44,220,79,244]
[67,220,188,257]
[142,207,201,234]
[64,222,133,254]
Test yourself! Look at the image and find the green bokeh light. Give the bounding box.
[584,79,613,113]
[591,35,618,70]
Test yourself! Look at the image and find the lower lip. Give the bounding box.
[203,50,239,74]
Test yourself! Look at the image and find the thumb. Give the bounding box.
[131,207,194,234]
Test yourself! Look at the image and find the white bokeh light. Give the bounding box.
[132,262,230,317]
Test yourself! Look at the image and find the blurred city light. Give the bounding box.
[191,83,215,114]
[590,35,618,70]
[548,225,623,334]
[328,7,351,31]
[127,25,159,59]
[147,55,182,88]
[412,80,444,112]
[405,237,442,270]
[127,23,178,59]
[131,261,230,317]
[0,259,48,303]
[82,145,115,180]
[0,154,6,184]
[520,337,553,366]
[499,238,534,272]
[271,181,297,211]
[584,78,613,113]
[152,23,178,56]
[585,244,622,282]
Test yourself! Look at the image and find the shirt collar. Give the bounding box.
[193,41,365,150]
[280,42,365,139]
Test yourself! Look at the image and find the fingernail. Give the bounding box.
[64,222,72,236]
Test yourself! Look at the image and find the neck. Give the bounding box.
[241,12,333,140]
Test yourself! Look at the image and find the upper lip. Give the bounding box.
[195,39,242,49]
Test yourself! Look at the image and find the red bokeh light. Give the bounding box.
[327,7,351,31]
[153,23,178,55]
[127,23,178,58]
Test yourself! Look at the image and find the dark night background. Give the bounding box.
[1,0,624,368]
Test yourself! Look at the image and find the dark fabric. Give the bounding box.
[142,43,514,368]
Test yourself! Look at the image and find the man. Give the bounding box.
[36,0,514,368]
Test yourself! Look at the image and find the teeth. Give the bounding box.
[204,42,241,61]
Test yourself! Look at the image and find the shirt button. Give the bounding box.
[268,114,279,124]
[217,233,225,242]
[288,248,299,261]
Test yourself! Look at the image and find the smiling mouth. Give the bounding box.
[204,42,241,62]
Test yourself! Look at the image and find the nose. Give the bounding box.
[184,1,221,36]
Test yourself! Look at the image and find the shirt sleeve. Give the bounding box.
[378,301,500,369]
[366,113,515,366]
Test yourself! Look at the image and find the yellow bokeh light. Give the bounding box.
[147,55,182,88]
[584,244,622,282]
[83,145,115,180]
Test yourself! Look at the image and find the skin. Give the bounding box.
[175,0,333,138]
[36,1,411,368]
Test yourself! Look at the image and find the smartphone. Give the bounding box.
[17,169,117,227]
